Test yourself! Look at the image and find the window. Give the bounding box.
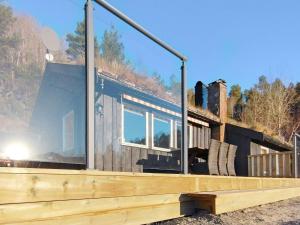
[63,110,74,152]
[176,122,182,149]
[123,106,148,147]
[153,115,172,150]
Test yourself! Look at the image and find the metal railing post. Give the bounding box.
[85,0,95,169]
[294,133,299,178]
[181,61,188,174]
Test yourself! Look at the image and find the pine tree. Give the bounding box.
[100,26,125,64]
[66,21,100,60]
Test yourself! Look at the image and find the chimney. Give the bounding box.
[207,79,227,142]
[195,81,204,107]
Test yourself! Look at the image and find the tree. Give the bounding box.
[0,5,19,73]
[241,76,297,141]
[228,84,243,120]
[229,84,241,98]
[66,21,100,60]
[100,26,125,64]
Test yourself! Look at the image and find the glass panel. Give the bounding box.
[153,117,171,149]
[0,1,86,166]
[123,108,147,145]
[93,2,182,172]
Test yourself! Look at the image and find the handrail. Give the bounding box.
[93,0,187,61]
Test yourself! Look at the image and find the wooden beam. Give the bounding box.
[0,194,192,224]
[190,187,300,215]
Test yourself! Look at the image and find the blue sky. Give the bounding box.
[5,0,300,91]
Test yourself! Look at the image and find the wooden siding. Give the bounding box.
[188,124,211,149]
[95,78,182,173]
[1,168,300,224]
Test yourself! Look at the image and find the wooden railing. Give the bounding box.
[248,152,294,178]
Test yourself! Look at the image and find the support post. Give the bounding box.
[85,0,95,169]
[294,133,298,178]
[181,61,188,174]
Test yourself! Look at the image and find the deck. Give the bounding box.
[1,168,300,224]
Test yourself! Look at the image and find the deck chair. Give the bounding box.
[218,142,230,176]
[208,139,221,175]
[227,144,237,176]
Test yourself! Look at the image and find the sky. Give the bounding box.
[5,0,300,91]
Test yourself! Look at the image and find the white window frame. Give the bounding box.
[152,114,173,152]
[62,110,75,152]
[121,104,149,148]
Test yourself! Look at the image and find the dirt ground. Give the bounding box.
[153,197,300,225]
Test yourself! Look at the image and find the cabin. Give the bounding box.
[29,63,215,173]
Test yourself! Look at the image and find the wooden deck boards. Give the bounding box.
[188,187,300,214]
[0,168,300,224]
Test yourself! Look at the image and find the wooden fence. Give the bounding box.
[248,152,294,178]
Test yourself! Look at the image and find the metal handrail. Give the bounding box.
[93,0,187,62]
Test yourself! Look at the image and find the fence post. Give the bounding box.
[294,133,298,178]
[85,0,95,169]
[181,61,188,174]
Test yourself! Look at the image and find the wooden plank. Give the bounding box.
[125,146,132,172]
[131,147,141,172]
[197,127,201,148]
[279,154,284,177]
[247,156,252,176]
[271,154,277,177]
[191,187,300,215]
[200,127,205,149]
[193,126,197,148]
[0,194,192,224]
[112,97,122,172]
[284,153,291,177]
[95,94,104,170]
[214,187,300,214]
[103,95,113,171]
[7,201,194,225]
[1,168,300,206]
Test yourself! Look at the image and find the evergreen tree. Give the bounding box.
[66,21,100,60]
[100,26,125,64]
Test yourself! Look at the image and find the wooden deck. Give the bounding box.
[1,168,300,224]
[187,187,300,214]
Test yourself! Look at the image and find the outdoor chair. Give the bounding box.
[227,144,237,176]
[218,142,230,175]
[208,139,221,175]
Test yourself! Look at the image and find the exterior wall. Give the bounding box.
[225,129,250,176]
[94,75,182,172]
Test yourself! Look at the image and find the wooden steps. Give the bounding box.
[187,187,300,214]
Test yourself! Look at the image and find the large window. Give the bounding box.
[123,106,148,147]
[153,115,172,150]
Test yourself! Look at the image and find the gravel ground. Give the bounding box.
[153,197,300,225]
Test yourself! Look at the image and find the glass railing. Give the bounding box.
[0,0,86,166]
[93,3,183,172]
[0,0,184,172]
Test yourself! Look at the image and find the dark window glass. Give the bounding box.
[123,108,147,145]
[153,117,171,149]
[176,123,182,149]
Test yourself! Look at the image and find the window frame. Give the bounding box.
[121,104,149,148]
[152,113,173,152]
[62,110,75,152]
